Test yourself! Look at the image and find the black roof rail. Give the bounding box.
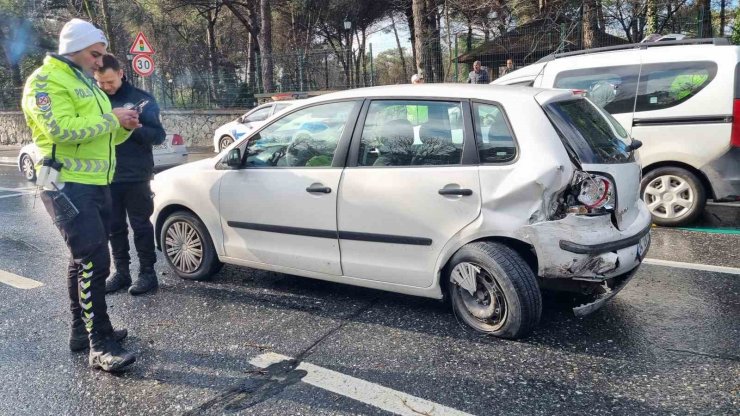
[536,38,731,63]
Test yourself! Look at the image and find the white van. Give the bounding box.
[493,38,740,226]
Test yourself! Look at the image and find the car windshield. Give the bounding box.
[544,98,633,164]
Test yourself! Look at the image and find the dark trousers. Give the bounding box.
[41,183,114,342]
[109,181,156,271]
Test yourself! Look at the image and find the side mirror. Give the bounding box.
[226,148,242,167]
[628,139,642,151]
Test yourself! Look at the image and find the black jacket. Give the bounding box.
[106,80,166,182]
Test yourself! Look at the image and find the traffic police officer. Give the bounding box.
[95,54,166,296]
[22,19,141,372]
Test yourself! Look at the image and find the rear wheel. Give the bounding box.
[447,242,541,339]
[161,211,223,280]
[219,135,234,152]
[20,154,35,181]
[641,166,705,227]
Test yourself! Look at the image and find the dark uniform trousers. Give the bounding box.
[41,183,114,342]
[109,181,155,270]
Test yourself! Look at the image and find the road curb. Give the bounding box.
[0,157,15,164]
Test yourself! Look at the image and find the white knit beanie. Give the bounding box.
[58,18,108,55]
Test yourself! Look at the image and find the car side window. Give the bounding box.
[554,65,640,114]
[358,100,464,167]
[274,103,292,113]
[473,103,517,163]
[244,102,356,168]
[244,106,272,123]
[635,61,717,112]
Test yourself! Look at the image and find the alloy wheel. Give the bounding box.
[165,221,204,273]
[21,155,35,181]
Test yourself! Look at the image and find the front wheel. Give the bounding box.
[20,154,35,181]
[641,166,706,227]
[219,135,234,152]
[447,242,541,339]
[160,211,223,280]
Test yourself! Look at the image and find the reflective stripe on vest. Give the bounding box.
[61,158,111,173]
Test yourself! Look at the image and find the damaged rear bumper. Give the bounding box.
[572,265,639,316]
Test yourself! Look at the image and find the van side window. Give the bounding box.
[473,103,517,163]
[635,61,717,112]
[554,65,640,114]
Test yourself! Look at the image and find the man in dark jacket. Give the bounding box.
[94,54,166,295]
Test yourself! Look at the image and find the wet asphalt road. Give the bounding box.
[0,162,738,416]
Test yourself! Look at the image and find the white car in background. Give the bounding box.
[152,85,651,339]
[18,133,188,181]
[212,100,298,152]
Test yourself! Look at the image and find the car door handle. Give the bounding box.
[306,185,332,194]
[438,188,473,196]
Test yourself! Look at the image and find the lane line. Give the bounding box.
[643,258,740,275]
[0,269,44,289]
[250,352,476,416]
[0,186,36,192]
[707,201,740,207]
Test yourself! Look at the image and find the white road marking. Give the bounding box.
[0,186,36,192]
[0,269,44,289]
[707,201,739,207]
[0,186,36,199]
[643,258,740,275]
[250,352,476,416]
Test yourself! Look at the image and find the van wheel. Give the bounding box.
[219,136,234,152]
[161,211,223,280]
[641,166,705,227]
[447,242,541,339]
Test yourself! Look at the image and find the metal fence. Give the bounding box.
[0,14,729,111]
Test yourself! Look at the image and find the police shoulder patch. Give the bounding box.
[35,92,51,112]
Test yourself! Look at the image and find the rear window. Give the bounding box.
[544,99,633,164]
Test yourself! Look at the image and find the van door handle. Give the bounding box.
[306,185,332,194]
[438,188,472,196]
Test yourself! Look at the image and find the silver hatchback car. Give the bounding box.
[152,85,651,339]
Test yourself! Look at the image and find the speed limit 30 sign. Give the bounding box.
[132,54,155,77]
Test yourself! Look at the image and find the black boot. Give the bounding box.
[89,338,136,372]
[69,322,128,352]
[128,267,158,296]
[105,263,131,293]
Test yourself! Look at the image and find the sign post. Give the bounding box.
[129,32,155,78]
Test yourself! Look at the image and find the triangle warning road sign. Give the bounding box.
[129,32,155,54]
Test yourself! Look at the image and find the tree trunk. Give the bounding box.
[390,13,408,83]
[582,0,598,48]
[444,1,452,82]
[98,0,115,54]
[646,0,658,35]
[405,4,417,78]
[429,1,443,83]
[596,0,606,31]
[720,0,726,37]
[412,0,427,80]
[258,0,274,93]
[246,32,256,89]
[206,9,219,103]
[700,0,712,37]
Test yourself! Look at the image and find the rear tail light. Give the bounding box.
[171,134,184,145]
[548,171,615,218]
[567,172,615,215]
[731,99,740,147]
[577,175,612,208]
[571,89,588,97]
